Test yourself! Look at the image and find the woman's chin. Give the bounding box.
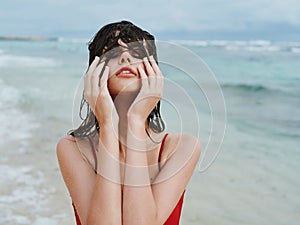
[109,83,141,96]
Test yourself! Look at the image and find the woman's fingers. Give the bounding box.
[138,65,148,91]
[88,61,103,112]
[143,57,157,90]
[84,56,100,100]
[85,57,111,112]
[82,57,118,124]
[142,56,164,94]
[149,56,164,94]
[149,56,162,77]
[88,56,100,75]
[100,66,110,90]
[91,61,105,92]
[143,57,155,77]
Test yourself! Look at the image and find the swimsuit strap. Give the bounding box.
[87,136,98,174]
[158,133,169,164]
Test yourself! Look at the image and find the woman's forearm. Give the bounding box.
[122,121,157,225]
[87,123,122,225]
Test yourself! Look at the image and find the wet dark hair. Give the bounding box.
[69,21,165,139]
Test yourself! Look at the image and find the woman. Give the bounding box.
[57,20,201,225]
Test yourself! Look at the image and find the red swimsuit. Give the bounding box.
[72,133,185,225]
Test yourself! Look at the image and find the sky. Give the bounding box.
[1,0,300,40]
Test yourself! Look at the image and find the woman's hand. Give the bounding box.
[127,56,164,124]
[84,56,119,127]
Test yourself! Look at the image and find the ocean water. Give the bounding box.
[0,39,299,224]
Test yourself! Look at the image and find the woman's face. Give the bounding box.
[105,40,147,97]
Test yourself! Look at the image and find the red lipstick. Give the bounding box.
[115,67,137,78]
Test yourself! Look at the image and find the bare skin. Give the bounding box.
[56,43,201,225]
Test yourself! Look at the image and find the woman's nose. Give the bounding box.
[118,51,132,65]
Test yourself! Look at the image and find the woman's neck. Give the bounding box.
[111,92,148,143]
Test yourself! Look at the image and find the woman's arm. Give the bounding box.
[84,56,122,225]
[122,119,201,225]
[87,124,122,225]
[56,125,122,225]
[122,56,201,225]
[57,56,122,225]
[122,120,156,225]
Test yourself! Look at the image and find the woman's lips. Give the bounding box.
[115,67,137,77]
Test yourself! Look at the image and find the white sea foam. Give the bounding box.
[0,54,58,68]
[0,165,48,224]
[210,40,228,47]
[0,79,39,145]
[0,79,19,107]
[248,40,271,46]
[171,40,209,47]
[244,45,280,52]
[216,40,281,52]
[173,39,300,53]
[291,47,300,53]
[0,165,59,225]
[57,37,88,43]
[32,217,59,225]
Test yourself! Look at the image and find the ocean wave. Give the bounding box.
[174,39,300,53]
[221,83,271,93]
[0,165,59,225]
[57,37,88,43]
[221,82,300,97]
[0,54,59,68]
[0,79,20,108]
[0,79,39,142]
[291,47,300,53]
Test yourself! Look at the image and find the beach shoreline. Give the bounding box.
[0,38,299,225]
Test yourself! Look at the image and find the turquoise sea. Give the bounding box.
[0,38,299,225]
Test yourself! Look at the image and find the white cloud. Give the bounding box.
[0,0,299,38]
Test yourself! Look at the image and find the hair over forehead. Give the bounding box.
[88,20,157,65]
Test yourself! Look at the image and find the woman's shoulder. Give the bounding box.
[165,133,201,148]
[57,134,76,148]
[61,134,77,142]
[56,134,97,172]
[56,135,78,159]
[56,134,93,148]
[56,134,90,158]
[161,133,201,161]
[166,133,199,141]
